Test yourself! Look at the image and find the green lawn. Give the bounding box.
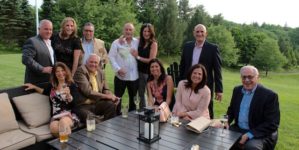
[1,54,298,149]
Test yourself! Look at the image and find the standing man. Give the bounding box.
[22,19,55,84]
[81,22,108,68]
[108,23,139,115]
[179,24,223,119]
[227,65,280,149]
[73,54,117,121]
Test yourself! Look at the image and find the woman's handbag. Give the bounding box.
[159,102,171,122]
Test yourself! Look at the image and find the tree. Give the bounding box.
[251,37,286,76]
[207,25,239,66]
[134,0,159,25]
[156,0,182,55]
[40,0,55,20]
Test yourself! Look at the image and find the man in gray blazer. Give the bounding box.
[22,19,55,84]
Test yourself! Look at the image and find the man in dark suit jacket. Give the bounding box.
[73,54,117,121]
[227,65,280,150]
[22,19,55,84]
[179,24,222,119]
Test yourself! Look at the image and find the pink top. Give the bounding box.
[173,80,211,120]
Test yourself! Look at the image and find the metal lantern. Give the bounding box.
[137,107,161,144]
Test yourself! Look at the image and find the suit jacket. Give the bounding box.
[73,65,109,105]
[179,41,222,94]
[227,84,280,138]
[22,35,54,84]
[81,38,109,64]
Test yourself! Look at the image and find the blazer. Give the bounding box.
[179,41,222,94]
[227,84,280,138]
[73,65,109,105]
[22,35,55,84]
[81,38,109,64]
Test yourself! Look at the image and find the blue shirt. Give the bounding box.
[238,85,257,139]
[82,38,94,64]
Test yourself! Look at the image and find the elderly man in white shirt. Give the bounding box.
[109,23,139,115]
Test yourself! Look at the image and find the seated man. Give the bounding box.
[73,53,118,122]
[227,65,280,150]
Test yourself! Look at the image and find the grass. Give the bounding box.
[1,53,298,149]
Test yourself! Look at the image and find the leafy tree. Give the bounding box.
[207,25,239,66]
[251,37,286,75]
[211,14,224,26]
[40,0,55,20]
[156,0,182,55]
[19,0,35,43]
[134,0,159,25]
[178,0,191,21]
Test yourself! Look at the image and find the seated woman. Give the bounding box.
[24,62,80,137]
[147,59,175,110]
[173,64,211,121]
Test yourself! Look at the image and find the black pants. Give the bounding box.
[208,92,214,119]
[72,100,116,122]
[114,77,138,115]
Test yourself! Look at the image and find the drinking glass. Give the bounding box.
[121,104,129,118]
[86,112,96,131]
[134,96,140,114]
[220,114,228,137]
[59,123,69,143]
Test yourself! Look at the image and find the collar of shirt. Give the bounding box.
[82,37,94,44]
[195,41,204,48]
[89,71,98,77]
[242,84,258,95]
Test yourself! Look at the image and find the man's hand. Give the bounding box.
[239,133,249,145]
[215,92,223,102]
[130,49,138,57]
[117,68,126,77]
[42,66,52,74]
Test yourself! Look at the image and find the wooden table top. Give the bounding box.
[48,112,241,150]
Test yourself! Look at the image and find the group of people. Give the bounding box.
[22,17,280,150]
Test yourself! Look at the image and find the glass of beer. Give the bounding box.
[59,123,69,143]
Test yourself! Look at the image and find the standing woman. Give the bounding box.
[131,23,158,108]
[173,64,211,121]
[52,17,82,76]
[147,59,175,110]
[24,62,80,137]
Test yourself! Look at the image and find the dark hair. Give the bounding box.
[184,64,207,93]
[50,62,73,88]
[138,23,156,49]
[147,58,166,86]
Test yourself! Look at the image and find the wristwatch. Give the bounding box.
[137,56,141,60]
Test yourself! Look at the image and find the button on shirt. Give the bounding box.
[238,85,257,139]
[108,38,139,81]
[82,39,94,64]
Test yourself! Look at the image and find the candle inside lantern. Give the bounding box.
[144,122,154,139]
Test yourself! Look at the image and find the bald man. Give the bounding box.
[108,23,139,115]
[179,24,223,119]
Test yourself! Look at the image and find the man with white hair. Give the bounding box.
[22,19,55,84]
[73,54,117,121]
[227,65,280,149]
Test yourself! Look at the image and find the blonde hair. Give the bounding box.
[60,17,78,38]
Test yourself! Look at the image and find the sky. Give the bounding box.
[189,0,298,28]
[29,0,298,28]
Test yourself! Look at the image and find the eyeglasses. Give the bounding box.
[241,75,255,80]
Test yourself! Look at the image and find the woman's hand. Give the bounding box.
[130,48,138,57]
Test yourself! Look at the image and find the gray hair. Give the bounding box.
[86,53,101,64]
[194,24,207,32]
[83,22,95,30]
[240,65,259,76]
[39,19,52,28]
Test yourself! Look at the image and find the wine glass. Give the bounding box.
[220,114,228,137]
[134,96,140,114]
